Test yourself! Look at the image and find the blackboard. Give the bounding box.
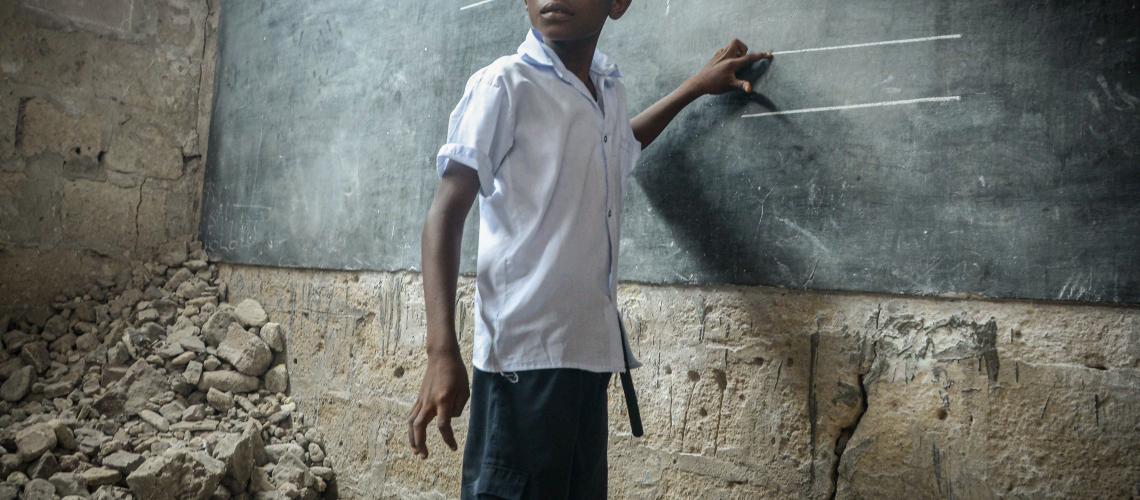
[201,0,1140,305]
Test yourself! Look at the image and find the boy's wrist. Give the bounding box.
[678,79,706,101]
[426,339,461,359]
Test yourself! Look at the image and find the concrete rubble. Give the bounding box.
[0,241,336,499]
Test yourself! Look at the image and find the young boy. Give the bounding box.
[410,0,772,497]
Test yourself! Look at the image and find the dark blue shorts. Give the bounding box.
[461,367,614,499]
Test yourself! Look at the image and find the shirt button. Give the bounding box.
[603,135,608,143]
[608,209,612,217]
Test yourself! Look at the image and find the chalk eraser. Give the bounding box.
[735,58,771,86]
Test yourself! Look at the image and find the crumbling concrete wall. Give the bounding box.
[0,0,219,317]
[218,265,1140,499]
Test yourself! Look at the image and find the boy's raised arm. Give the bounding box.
[631,39,772,149]
[408,162,480,459]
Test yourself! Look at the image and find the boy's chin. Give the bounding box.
[534,26,595,43]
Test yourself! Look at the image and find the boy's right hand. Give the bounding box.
[683,38,773,96]
[407,348,470,459]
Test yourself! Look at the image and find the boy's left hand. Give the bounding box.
[684,38,773,96]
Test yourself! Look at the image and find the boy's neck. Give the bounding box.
[544,33,601,97]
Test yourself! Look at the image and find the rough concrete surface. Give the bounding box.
[0,0,219,316]
[218,264,1140,499]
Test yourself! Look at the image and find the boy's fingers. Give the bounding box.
[729,51,771,69]
[729,38,747,54]
[734,79,752,93]
[406,399,421,450]
[412,405,435,458]
[437,407,458,451]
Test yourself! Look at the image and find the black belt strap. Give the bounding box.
[617,316,644,437]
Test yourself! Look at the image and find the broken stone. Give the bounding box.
[181,404,206,422]
[20,342,51,374]
[183,360,203,386]
[80,466,121,487]
[202,356,222,371]
[136,308,159,324]
[126,449,226,500]
[48,421,76,450]
[48,472,86,497]
[1,331,35,352]
[42,380,73,399]
[309,466,333,481]
[50,333,76,353]
[172,351,197,366]
[258,323,285,353]
[15,424,57,462]
[262,365,288,394]
[171,420,219,432]
[307,443,324,463]
[128,322,165,349]
[75,332,99,352]
[165,268,194,292]
[105,343,131,366]
[249,466,273,492]
[156,341,185,359]
[213,423,264,492]
[206,388,234,412]
[0,359,25,379]
[217,325,272,376]
[28,452,59,479]
[152,298,179,324]
[179,336,207,353]
[43,316,68,337]
[198,371,259,394]
[101,451,143,473]
[94,359,167,416]
[233,299,268,329]
[271,453,317,496]
[159,401,187,422]
[0,366,33,402]
[139,410,170,432]
[202,306,240,347]
[263,443,304,464]
[21,478,55,500]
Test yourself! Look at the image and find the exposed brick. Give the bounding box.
[0,23,86,88]
[61,178,138,256]
[15,97,104,159]
[82,39,201,121]
[0,156,63,246]
[104,115,183,180]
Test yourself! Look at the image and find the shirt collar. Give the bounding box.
[517,28,622,78]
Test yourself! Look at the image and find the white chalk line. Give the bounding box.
[741,96,961,118]
[771,34,962,56]
[459,0,495,10]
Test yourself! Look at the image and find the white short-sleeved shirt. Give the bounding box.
[435,28,643,373]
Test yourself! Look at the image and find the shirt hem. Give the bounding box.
[473,358,640,374]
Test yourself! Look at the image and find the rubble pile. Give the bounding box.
[0,241,335,499]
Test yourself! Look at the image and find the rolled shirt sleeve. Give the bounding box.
[436,69,514,197]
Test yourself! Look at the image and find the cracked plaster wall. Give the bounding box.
[218,265,1140,499]
[0,0,219,317]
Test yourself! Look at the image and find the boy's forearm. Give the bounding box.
[630,80,704,149]
[420,211,465,359]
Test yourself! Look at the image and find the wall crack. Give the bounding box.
[829,371,868,500]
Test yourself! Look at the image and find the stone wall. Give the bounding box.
[0,0,218,318]
[217,265,1140,499]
